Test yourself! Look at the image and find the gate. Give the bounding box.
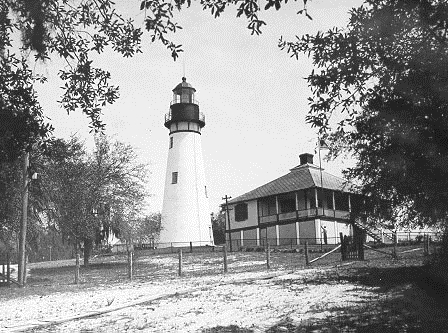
[0,252,11,287]
[340,228,365,261]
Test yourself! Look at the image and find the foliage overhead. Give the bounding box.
[0,0,313,163]
[0,0,180,162]
[280,0,448,227]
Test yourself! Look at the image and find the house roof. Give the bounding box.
[227,163,353,205]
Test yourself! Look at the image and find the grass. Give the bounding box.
[0,243,434,297]
[2,243,447,332]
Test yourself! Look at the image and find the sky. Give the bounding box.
[33,0,362,214]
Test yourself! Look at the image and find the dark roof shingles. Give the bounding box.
[228,165,351,204]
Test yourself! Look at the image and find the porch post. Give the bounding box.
[295,221,300,245]
[332,191,336,217]
[275,224,280,246]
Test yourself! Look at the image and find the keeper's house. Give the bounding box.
[224,153,358,248]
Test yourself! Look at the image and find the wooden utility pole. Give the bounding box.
[18,151,29,287]
[222,195,233,252]
[223,245,228,273]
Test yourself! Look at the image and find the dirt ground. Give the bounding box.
[1,244,447,332]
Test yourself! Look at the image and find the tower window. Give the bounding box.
[205,186,208,198]
[172,172,178,184]
[169,137,173,149]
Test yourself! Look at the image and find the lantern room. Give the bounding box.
[165,77,205,130]
[172,77,197,105]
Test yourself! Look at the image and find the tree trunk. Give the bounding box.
[83,238,93,266]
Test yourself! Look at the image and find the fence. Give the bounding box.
[3,237,440,289]
[0,252,11,286]
[113,238,437,281]
[131,243,342,279]
[224,236,342,252]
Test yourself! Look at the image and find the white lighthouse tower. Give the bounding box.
[159,77,214,247]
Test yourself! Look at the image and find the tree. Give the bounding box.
[0,0,185,162]
[211,211,226,245]
[43,135,149,265]
[0,159,22,250]
[117,213,162,248]
[0,144,52,255]
[278,0,448,229]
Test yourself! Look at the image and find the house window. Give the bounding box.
[297,190,306,210]
[325,190,334,209]
[235,203,248,222]
[278,193,296,213]
[258,197,277,216]
[309,189,317,209]
[169,137,173,149]
[171,172,178,184]
[334,191,349,211]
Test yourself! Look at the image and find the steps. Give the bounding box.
[353,219,394,244]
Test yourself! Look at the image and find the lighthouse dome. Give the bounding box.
[173,77,196,92]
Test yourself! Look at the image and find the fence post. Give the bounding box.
[178,249,182,277]
[223,245,228,273]
[190,242,193,253]
[7,253,10,286]
[304,242,309,266]
[128,251,133,280]
[266,243,271,270]
[392,232,398,259]
[423,235,426,256]
[24,254,28,285]
[75,253,80,285]
[340,233,346,261]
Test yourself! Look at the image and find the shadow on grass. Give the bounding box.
[338,265,448,304]
[202,325,255,333]
[266,264,448,332]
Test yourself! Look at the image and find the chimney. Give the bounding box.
[299,153,314,165]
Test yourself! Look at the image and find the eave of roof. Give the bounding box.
[227,163,353,205]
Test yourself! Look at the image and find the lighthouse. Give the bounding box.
[159,77,214,247]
